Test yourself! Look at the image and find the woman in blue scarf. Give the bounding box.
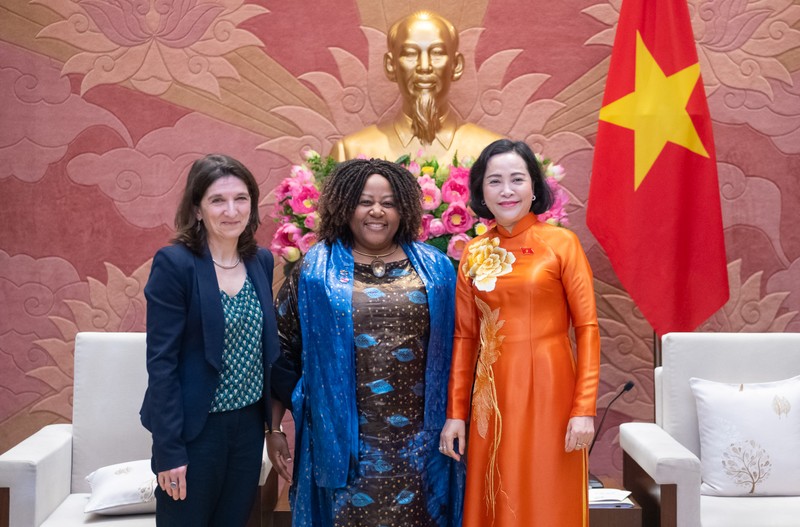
[268,158,464,526]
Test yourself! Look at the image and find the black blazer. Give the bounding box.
[140,243,279,472]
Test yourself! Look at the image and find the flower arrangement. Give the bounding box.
[270,149,569,265]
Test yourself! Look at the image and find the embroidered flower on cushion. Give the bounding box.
[462,237,516,292]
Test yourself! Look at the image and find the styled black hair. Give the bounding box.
[468,139,553,219]
[316,158,423,246]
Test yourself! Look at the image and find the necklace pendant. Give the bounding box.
[371,258,386,278]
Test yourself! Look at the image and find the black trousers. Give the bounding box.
[156,401,264,527]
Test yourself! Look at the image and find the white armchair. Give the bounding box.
[620,332,800,527]
[0,332,273,527]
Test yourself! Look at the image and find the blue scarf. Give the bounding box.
[293,240,455,488]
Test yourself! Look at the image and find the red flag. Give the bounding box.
[586,0,728,335]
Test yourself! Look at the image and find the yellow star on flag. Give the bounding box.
[599,31,709,190]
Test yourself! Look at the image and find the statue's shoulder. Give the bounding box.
[447,122,504,159]
[339,124,384,143]
[330,125,392,162]
[454,122,504,142]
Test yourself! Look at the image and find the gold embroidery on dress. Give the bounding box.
[472,296,507,518]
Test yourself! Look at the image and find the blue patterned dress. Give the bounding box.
[272,241,463,527]
[332,260,433,525]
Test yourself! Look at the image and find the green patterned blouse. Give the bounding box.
[210,275,264,413]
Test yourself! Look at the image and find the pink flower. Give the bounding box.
[441,177,469,203]
[289,184,319,214]
[545,163,565,181]
[420,186,442,211]
[297,232,318,253]
[429,218,446,237]
[418,213,435,241]
[418,176,442,210]
[290,165,315,185]
[272,179,294,214]
[273,223,303,248]
[447,233,472,261]
[302,148,319,161]
[304,212,318,230]
[537,178,570,226]
[441,202,475,234]
[448,165,470,183]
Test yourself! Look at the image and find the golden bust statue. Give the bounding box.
[330,11,502,164]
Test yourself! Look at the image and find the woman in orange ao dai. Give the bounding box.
[440,139,600,526]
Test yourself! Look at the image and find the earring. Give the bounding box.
[532,194,537,202]
[481,200,486,206]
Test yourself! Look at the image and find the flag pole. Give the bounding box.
[653,331,662,368]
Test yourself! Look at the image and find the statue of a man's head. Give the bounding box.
[384,11,465,144]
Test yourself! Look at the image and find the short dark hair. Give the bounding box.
[468,139,553,219]
[316,158,422,246]
[173,154,261,257]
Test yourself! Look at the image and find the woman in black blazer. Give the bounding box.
[140,154,279,526]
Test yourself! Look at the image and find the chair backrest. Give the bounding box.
[659,332,800,458]
[71,332,152,493]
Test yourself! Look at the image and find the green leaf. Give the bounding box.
[309,155,338,185]
[395,153,411,165]
[425,236,449,254]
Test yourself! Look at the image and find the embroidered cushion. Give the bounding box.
[84,459,156,515]
[690,375,800,496]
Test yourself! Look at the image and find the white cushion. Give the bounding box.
[701,495,800,527]
[42,494,154,526]
[690,375,800,496]
[84,459,157,515]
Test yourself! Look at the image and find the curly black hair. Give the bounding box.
[173,154,261,257]
[468,139,553,219]
[316,158,423,246]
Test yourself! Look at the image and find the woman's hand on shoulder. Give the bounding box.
[439,418,466,461]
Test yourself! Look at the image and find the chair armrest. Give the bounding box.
[620,422,701,485]
[620,422,701,527]
[0,424,73,527]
